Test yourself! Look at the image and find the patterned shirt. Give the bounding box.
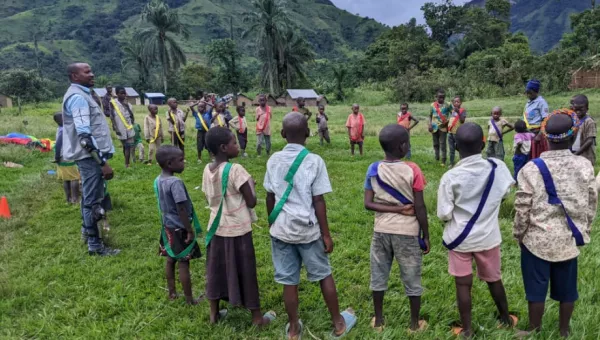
[572,115,596,165]
[202,163,253,238]
[430,102,452,132]
[264,144,332,244]
[514,150,597,262]
[523,96,549,129]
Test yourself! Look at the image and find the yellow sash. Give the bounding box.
[523,111,540,129]
[199,112,209,131]
[169,111,185,145]
[111,99,133,130]
[217,114,225,127]
[150,116,160,143]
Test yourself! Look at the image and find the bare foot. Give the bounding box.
[168,293,179,301]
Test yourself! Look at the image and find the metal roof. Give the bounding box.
[144,93,166,98]
[93,87,139,97]
[286,89,319,99]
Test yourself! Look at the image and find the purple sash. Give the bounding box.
[532,158,584,246]
[490,119,503,141]
[367,162,427,250]
[443,159,497,250]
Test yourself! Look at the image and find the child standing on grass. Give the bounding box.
[53,112,80,204]
[229,105,249,157]
[487,107,514,161]
[397,103,419,159]
[447,96,467,167]
[166,98,188,159]
[190,101,211,163]
[294,97,313,121]
[110,86,136,168]
[437,123,517,338]
[154,145,202,305]
[256,94,272,156]
[211,102,232,128]
[133,123,144,163]
[346,104,365,156]
[364,124,430,333]
[571,95,597,165]
[264,112,357,339]
[202,127,275,326]
[512,120,535,182]
[514,111,597,338]
[429,89,452,167]
[144,104,163,166]
[316,105,331,146]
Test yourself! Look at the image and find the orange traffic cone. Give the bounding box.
[0,196,11,219]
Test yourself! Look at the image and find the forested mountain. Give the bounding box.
[0,0,385,80]
[467,0,593,52]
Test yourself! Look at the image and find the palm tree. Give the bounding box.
[243,0,289,94]
[138,0,189,93]
[332,64,347,101]
[121,38,151,89]
[278,29,315,89]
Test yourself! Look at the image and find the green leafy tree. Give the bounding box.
[278,29,315,90]
[243,0,289,94]
[139,0,190,93]
[421,0,465,46]
[0,69,52,114]
[121,37,152,89]
[332,64,347,101]
[206,38,240,93]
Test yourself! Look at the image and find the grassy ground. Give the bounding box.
[2,97,600,339]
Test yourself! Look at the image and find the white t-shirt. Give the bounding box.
[437,155,515,252]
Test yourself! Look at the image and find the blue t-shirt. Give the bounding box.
[192,109,212,132]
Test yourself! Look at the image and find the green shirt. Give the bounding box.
[134,123,143,144]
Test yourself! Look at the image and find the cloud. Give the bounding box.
[330,0,469,27]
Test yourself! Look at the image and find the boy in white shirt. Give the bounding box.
[437,123,517,338]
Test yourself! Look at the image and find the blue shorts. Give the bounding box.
[521,245,578,303]
[271,237,332,286]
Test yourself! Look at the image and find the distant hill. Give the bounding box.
[466,0,592,52]
[0,0,386,80]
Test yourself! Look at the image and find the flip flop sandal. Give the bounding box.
[370,316,384,333]
[451,326,464,336]
[408,320,428,334]
[331,308,357,339]
[285,320,303,340]
[262,310,276,325]
[497,314,519,329]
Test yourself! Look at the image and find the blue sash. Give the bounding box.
[367,162,427,251]
[490,119,503,141]
[443,159,497,250]
[532,158,585,246]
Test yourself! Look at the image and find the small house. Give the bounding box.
[0,93,13,108]
[253,94,278,107]
[94,87,141,106]
[568,68,600,90]
[144,93,166,105]
[236,93,253,107]
[283,89,320,107]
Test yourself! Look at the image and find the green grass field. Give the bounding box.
[2,96,600,339]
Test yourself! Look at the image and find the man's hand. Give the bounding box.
[323,234,334,253]
[422,237,431,255]
[101,163,114,180]
[184,231,194,244]
[395,204,416,216]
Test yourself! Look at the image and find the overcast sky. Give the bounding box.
[330,0,470,27]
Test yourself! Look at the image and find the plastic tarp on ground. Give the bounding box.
[0,132,53,152]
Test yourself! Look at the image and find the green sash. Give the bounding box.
[268,148,309,225]
[205,163,232,247]
[154,177,202,260]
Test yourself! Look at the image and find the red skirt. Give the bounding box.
[531,133,549,159]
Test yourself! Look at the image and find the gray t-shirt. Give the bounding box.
[157,175,192,229]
